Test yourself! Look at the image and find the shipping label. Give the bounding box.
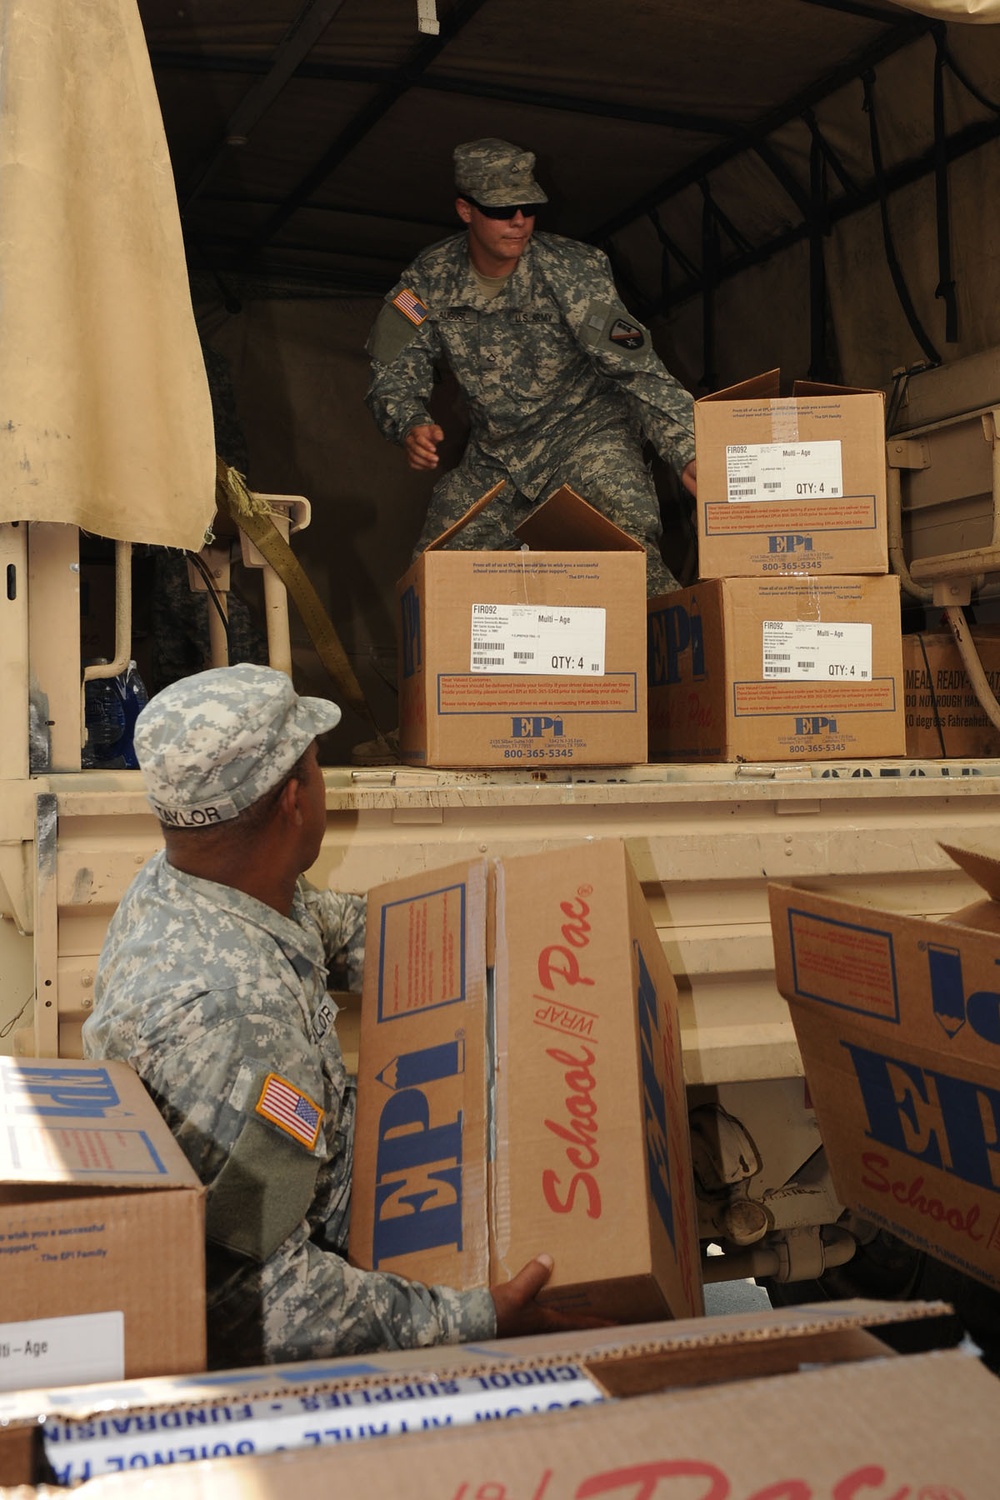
[726,440,843,502]
[0,1312,123,1393]
[470,604,606,676]
[762,620,871,681]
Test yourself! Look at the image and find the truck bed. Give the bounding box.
[11,757,1000,1078]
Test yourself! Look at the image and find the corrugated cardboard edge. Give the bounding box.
[423,481,507,552]
[513,485,643,553]
[0,1299,952,1430]
[16,1349,1000,1500]
[939,840,1000,905]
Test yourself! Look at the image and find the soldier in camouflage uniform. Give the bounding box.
[82,665,568,1366]
[366,138,697,595]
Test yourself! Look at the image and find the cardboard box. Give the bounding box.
[695,369,888,579]
[397,485,647,768]
[348,839,703,1323]
[648,574,905,762]
[769,839,1000,1295]
[903,628,1000,757]
[0,1300,957,1488]
[0,1057,205,1390]
[4,1305,995,1499]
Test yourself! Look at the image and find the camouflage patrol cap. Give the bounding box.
[134,665,340,828]
[453,138,547,208]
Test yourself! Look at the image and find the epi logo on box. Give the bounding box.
[635,946,676,1246]
[5,1066,121,1119]
[511,716,564,739]
[926,943,1000,1043]
[845,1041,1000,1202]
[647,600,705,687]
[767,534,813,554]
[372,1040,464,1265]
[795,715,838,736]
[400,586,421,679]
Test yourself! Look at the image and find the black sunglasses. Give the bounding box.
[462,195,542,220]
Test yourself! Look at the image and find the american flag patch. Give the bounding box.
[256,1073,323,1150]
[392,287,429,326]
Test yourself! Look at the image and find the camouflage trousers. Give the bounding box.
[149,549,268,696]
[413,424,680,596]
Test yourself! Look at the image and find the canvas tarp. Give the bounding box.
[896,0,1000,16]
[0,0,216,548]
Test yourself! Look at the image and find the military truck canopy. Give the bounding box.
[4,0,1000,748]
[140,0,1000,389]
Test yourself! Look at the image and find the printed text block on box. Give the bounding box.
[787,909,900,1021]
[703,498,877,537]
[377,884,467,1021]
[437,675,638,715]
[733,678,897,718]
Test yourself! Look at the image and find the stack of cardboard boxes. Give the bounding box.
[648,370,907,762]
[396,484,649,769]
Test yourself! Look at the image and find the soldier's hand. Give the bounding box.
[404,424,444,471]
[491,1254,613,1337]
[681,458,697,497]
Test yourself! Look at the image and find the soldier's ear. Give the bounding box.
[455,197,473,226]
[276,774,304,827]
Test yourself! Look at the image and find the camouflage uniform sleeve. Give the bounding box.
[550,241,696,476]
[365,274,443,445]
[145,1014,495,1359]
[238,1235,497,1360]
[300,882,367,992]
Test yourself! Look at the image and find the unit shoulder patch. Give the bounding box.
[255,1072,324,1150]
[608,316,645,351]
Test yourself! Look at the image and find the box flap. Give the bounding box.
[0,1058,202,1191]
[513,485,643,553]
[0,1298,951,1427]
[12,1341,996,1500]
[939,840,1000,905]
[792,378,881,398]
[424,481,507,552]
[696,368,780,404]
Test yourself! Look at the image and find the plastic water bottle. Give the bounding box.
[82,662,127,768]
[116,661,149,769]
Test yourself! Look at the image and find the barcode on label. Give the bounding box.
[798,660,813,669]
[763,481,781,490]
[764,653,790,661]
[770,666,791,674]
[589,662,600,672]
[472,656,503,666]
[730,487,755,496]
[513,651,534,660]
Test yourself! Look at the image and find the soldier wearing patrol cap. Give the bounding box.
[366,137,697,595]
[83,665,578,1365]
